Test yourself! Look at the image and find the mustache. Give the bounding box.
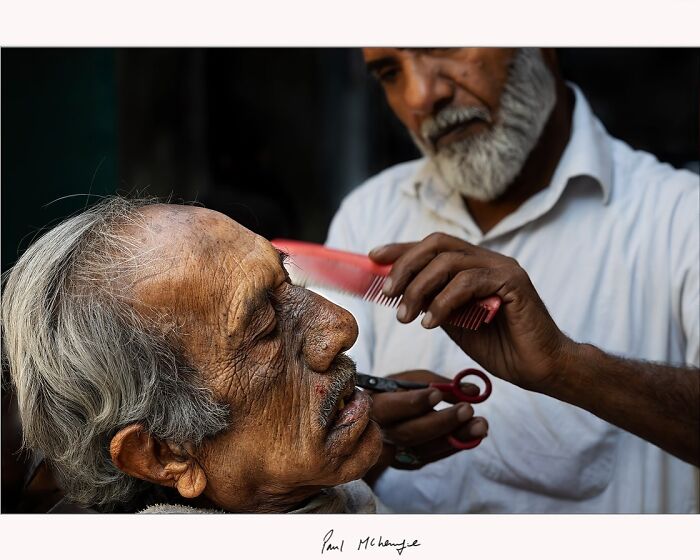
[318,354,357,428]
[420,105,492,150]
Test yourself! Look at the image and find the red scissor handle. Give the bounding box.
[447,434,484,450]
[429,368,492,403]
[438,369,492,450]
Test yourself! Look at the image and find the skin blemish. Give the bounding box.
[315,384,327,397]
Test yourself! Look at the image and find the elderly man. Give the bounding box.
[325,48,699,513]
[1,198,392,513]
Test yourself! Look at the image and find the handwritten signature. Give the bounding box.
[322,529,421,556]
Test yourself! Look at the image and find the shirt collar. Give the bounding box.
[401,84,613,241]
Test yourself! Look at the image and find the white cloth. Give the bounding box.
[324,85,700,513]
[140,480,383,513]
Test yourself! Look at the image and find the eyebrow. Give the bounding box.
[366,56,397,76]
[239,249,290,327]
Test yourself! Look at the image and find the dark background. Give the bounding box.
[2,48,699,274]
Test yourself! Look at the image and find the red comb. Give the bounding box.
[271,239,500,330]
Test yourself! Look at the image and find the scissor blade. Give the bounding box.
[356,373,402,392]
[356,373,429,392]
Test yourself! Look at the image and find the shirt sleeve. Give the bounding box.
[322,197,376,373]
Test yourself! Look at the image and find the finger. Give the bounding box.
[399,252,488,323]
[387,370,479,404]
[368,242,418,264]
[370,388,443,426]
[390,417,489,469]
[384,402,474,447]
[411,417,489,460]
[381,233,480,300]
[422,268,503,329]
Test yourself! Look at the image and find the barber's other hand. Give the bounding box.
[363,370,488,484]
[370,233,575,392]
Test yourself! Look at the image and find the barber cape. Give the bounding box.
[139,480,384,513]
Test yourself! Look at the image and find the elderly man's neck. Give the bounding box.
[464,84,574,234]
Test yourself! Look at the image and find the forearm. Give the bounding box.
[545,341,700,467]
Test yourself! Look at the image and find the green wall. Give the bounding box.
[1,48,118,271]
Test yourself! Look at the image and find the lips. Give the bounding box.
[430,118,485,150]
[329,388,371,430]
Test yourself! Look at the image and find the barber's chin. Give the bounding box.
[326,389,376,456]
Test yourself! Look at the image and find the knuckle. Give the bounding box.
[505,256,520,268]
[434,252,454,266]
[454,269,473,288]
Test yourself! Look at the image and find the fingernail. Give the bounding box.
[382,277,393,295]
[457,404,473,422]
[370,245,388,256]
[428,390,442,406]
[468,419,488,438]
[397,303,408,322]
[421,311,435,329]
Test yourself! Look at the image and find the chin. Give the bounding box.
[331,419,383,485]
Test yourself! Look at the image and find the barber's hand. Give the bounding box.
[370,233,575,393]
[363,370,488,485]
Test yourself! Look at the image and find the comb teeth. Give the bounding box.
[271,239,501,330]
[362,275,401,308]
[289,268,498,330]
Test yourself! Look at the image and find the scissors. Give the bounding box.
[356,369,492,450]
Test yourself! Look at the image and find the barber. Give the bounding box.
[326,48,699,513]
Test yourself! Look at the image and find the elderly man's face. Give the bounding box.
[364,48,516,148]
[364,48,557,201]
[124,206,382,511]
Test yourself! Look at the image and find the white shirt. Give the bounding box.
[324,86,700,513]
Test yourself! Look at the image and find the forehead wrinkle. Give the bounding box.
[224,240,284,335]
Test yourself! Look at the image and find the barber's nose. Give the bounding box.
[403,58,453,116]
[302,294,358,373]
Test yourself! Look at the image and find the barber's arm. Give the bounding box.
[370,232,700,468]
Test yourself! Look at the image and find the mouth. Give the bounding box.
[429,118,488,151]
[326,380,372,439]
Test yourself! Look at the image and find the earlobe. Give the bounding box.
[174,461,207,498]
[109,424,207,497]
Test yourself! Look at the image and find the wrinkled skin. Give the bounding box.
[110,205,382,512]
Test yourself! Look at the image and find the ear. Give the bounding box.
[110,424,207,499]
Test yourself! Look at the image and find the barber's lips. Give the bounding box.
[431,118,487,149]
[329,388,371,431]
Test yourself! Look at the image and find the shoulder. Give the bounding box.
[607,140,699,269]
[609,140,698,210]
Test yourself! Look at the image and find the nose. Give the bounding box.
[403,57,454,117]
[302,292,358,373]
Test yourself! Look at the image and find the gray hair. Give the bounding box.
[413,47,557,201]
[1,197,229,508]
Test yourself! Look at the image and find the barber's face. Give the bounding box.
[133,206,382,512]
[363,48,516,153]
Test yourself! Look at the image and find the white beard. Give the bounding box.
[412,48,557,202]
